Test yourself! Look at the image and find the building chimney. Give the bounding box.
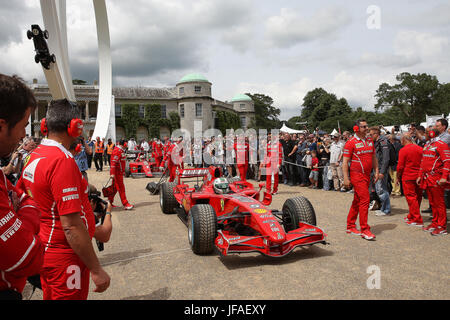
[33,78,38,84]
[93,80,98,86]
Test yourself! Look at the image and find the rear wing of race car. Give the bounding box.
[178,168,209,179]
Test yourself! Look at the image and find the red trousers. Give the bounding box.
[266,166,279,193]
[426,186,447,229]
[402,180,423,223]
[155,156,162,168]
[237,164,248,181]
[40,253,90,300]
[347,172,371,231]
[108,172,130,206]
[168,164,178,182]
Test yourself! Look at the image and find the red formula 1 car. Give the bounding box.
[159,166,327,257]
[125,151,153,178]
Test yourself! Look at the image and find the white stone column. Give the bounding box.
[85,101,90,121]
[34,104,39,121]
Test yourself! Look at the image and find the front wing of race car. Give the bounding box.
[215,223,327,258]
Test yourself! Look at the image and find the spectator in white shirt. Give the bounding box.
[330,133,345,191]
[127,138,137,151]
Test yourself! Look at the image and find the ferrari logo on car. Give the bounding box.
[220,199,225,211]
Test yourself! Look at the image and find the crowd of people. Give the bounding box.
[0,72,448,301]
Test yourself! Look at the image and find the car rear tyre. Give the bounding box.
[160,182,178,214]
[188,204,217,255]
[282,196,316,232]
[124,161,130,177]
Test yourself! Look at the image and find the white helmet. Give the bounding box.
[213,177,229,194]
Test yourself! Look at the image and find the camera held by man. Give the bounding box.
[88,186,113,251]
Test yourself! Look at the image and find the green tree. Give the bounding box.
[216,110,241,133]
[168,111,181,131]
[300,88,353,130]
[431,82,450,117]
[246,93,281,130]
[121,104,139,139]
[72,79,87,85]
[375,72,440,124]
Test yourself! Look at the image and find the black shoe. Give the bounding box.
[421,208,432,213]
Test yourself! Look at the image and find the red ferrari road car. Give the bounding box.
[159,167,327,257]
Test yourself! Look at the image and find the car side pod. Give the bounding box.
[215,223,327,258]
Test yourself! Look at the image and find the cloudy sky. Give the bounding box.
[1,0,449,120]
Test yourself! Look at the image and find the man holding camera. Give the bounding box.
[19,99,110,300]
[0,74,44,300]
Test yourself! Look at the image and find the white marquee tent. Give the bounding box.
[280,123,306,134]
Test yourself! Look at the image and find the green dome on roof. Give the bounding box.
[231,94,252,102]
[178,73,209,84]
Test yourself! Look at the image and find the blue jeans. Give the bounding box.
[375,173,391,213]
[322,165,330,190]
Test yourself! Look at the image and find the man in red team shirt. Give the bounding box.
[161,137,184,182]
[261,132,283,194]
[342,119,379,240]
[109,139,134,210]
[0,74,44,300]
[235,135,249,181]
[20,99,110,300]
[417,127,450,236]
[151,138,163,168]
[396,134,424,226]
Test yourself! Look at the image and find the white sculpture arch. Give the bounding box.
[39,0,113,139]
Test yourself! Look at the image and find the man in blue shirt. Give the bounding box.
[74,137,92,182]
[86,137,95,169]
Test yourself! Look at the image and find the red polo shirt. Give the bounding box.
[20,139,94,257]
[397,143,423,181]
[343,135,375,176]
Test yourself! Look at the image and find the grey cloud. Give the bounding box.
[265,6,352,48]
[0,2,37,46]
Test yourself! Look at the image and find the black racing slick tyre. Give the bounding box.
[160,182,178,214]
[282,196,317,232]
[124,162,130,177]
[188,204,217,255]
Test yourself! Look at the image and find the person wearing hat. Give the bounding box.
[330,133,344,191]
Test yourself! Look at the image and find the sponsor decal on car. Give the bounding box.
[254,209,267,214]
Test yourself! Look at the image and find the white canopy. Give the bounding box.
[330,128,339,136]
[280,123,306,134]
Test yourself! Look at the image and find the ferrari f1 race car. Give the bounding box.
[158,166,327,257]
[124,151,153,178]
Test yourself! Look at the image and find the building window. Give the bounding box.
[139,105,145,118]
[195,103,202,117]
[179,87,184,95]
[194,86,201,93]
[180,104,185,118]
[240,103,246,111]
[161,105,167,119]
[240,116,247,128]
[115,104,122,117]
